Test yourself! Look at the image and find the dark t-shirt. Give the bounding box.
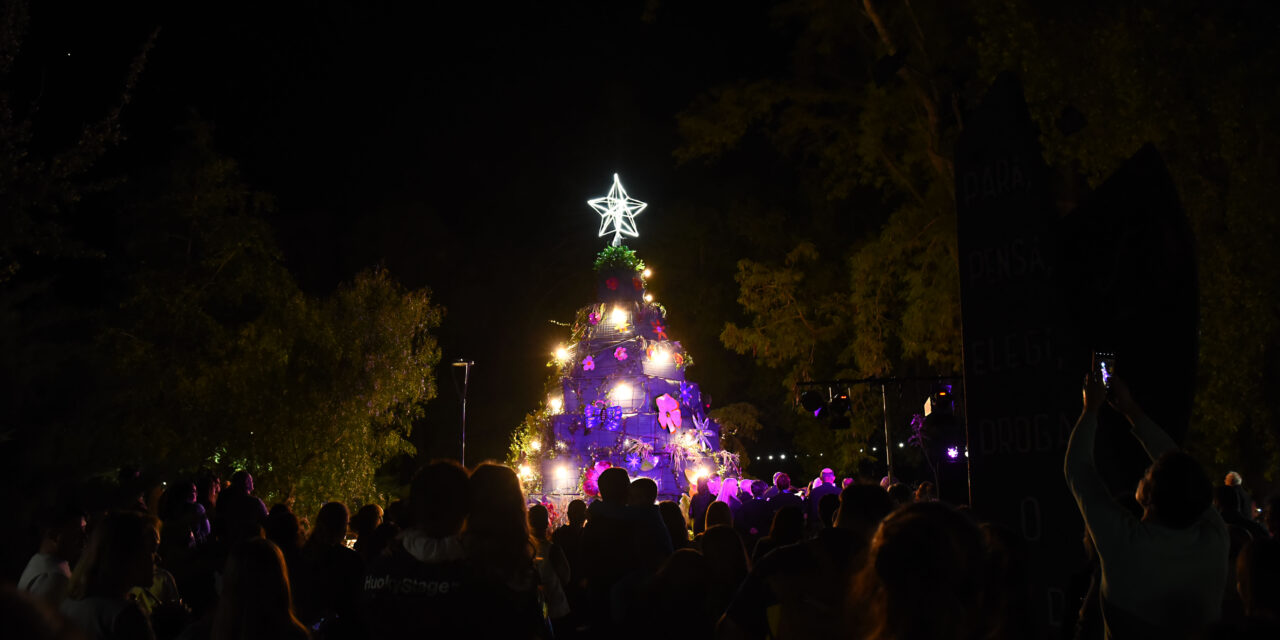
[362,541,468,637]
[297,544,365,636]
[767,491,804,516]
[807,483,840,523]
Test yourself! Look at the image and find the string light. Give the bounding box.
[548,396,563,413]
[642,268,652,278]
[644,294,654,302]
[529,440,541,451]
[554,345,570,362]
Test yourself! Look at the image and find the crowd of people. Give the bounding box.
[5,377,1280,639]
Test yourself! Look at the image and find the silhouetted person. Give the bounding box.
[628,477,674,567]
[362,460,470,638]
[348,504,382,564]
[766,473,803,516]
[658,501,690,551]
[215,471,267,543]
[20,505,86,606]
[806,468,839,529]
[581,467,638,631]
[751,506,803,562]
[848,502,988,640]
[640,549,716,637]
[720,484,895,640]
[60,511,161,640]
[886,482,913,505]
[211,538,309,640]
[1215,485,1269,541]
[700,525,749,617]
[689,477,715,536]
[264,505,303,585]
[296,502,363,639]
[1233,538,1280,638]
[529,503,571,587]
[737,480,773,547]
[462,463,567,635]
[1065,377,1228,638]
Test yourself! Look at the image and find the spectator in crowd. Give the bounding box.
[700,525,750,617]
[296,502,364,639]
[360,500,403,561]
[60,510,161,640]
[981,522,1039,640]
[628,477,675,566]
[194,473,220,519]
[348,504,383,564]
[720,483,895,639]
[807,468,840,526]
[1266,495,1280,539]
[1065,376,1228,638]
[886,482,913,505]
[817,493,840,530]
[215,471,268,543]
[751,505,803,562]
[529,503,571,587]
[1215,485,1269,541]
[658,501,690,551]
[1225,471,1255,521]
[581,467,638,631]
[463,462,567,635]
[766,473,803,516]
[842,477,855,489]
[19,505,86,606]
[737,480,773,548]
[552,499,588,586]
[1232,538,1280,638]
[689,476,715,536]
[762,473,784,499]
[717,477,744,525]
[848,502,988,640]
[362,460,470,637]
[0,584,84,640]
[703,501,733,532]
[640,549,716,637]
[264,505,304,584]
[210,538,309,640]
[913,481,937,503]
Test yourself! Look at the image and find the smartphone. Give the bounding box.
[1094,351,1117,389]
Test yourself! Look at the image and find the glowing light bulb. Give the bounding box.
[644,294,653,302]
[611,307,628,328]
[650,348,669,364]
[946,446,960,459]
[613,383,632,403]
[898,442,905,448]
[555,465,571,481]
[518,464,531,478]
[554,345,570,362]
[530,440,542,451]
[780,453,786,460]
[642,268,652,278]
[692,467,708,480]
[549,396,563,413]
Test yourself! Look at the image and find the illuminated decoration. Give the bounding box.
[691,415,714,450]
[612,383,633,405]
[548,396,563,413]
[554,345,571,363]
[614,346,628,361]
[651,321,667,339]
[555,465,571,481]
[626,453,641,469]
[644,294,654,302]
[610,307,629,328]
[656,394,682,432]
[589,173,647,247]
[642,268,652,278]
[588,311,600,325]
[946,446,961,460]
[603,406,623,431]
[529,440,542,451]
[518,464,533,479]
[582,356,595,371]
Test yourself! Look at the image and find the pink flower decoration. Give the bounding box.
[588,311,600,325]
[582,356,595,371]
[656,394,682,432]
[674,352,684,367]
[614,347,628,361]
[605,277,618,290]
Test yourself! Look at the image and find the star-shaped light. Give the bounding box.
[588,173,647,247]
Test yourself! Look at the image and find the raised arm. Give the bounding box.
[1064,375,1136,556]
[1109,379,1177,461]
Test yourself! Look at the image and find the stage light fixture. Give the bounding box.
[800,390,826,415]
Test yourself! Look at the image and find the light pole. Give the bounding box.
[452,359,474,467]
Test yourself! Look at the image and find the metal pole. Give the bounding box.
[881,383,894,482]
[453,360,474,467]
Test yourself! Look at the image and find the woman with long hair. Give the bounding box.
[462,463,568,636]
[60,511,160,640]
[849,502,988,640]
[296,502,363,639]
[212,538,309,640]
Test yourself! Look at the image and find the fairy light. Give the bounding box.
[554,345,570,362]
[642,268,652,278]
[518,464,532,478]
[555,465,571,481]
[613,383,632,404]
[611,307,628,329]
[650,348,670,364]
[549,396,563,413]
[530,440,542,451]
[644,293,654,302]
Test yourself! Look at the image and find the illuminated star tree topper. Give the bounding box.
[588,173,647,247]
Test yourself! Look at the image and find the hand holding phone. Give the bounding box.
[1093,351,1117,390]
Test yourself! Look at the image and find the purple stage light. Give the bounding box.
[946,446,960,459]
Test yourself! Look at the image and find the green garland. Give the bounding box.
[593,245,645,272]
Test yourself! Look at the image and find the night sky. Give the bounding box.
[24,1,793,463]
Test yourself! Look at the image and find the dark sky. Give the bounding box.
[26,0,791,463]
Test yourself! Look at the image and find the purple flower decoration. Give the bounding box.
[614,347,628,361]
[626,453,641,469]
[588,311,600,325]
[582,356,595,371]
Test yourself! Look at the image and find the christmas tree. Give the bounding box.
[510,175,736,502]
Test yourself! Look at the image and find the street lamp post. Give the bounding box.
[452,359,474,467]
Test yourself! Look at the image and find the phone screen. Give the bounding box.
[1095,352,1116,389]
